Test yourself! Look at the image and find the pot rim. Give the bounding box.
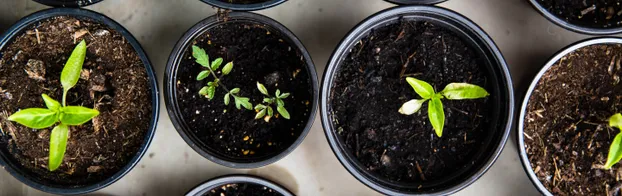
[164,11,318,169]
[0,8,160,195]
[527,0,622,35]
[33,0,103,7]
[199,0,287,11]
[320,5,514,195]
[185,174,294,196]
[384,0,447,5]
[517,37,622,196]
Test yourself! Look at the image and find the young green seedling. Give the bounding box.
[254,82,291,122]
[398,77,489,137]
[7,40,99,171]
[193,45,252,110]
[604,113,622,169]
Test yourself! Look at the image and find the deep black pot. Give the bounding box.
[33,0,103,7]
[164,12,318,168]
[199,0,287,11]
[321,6,514,195]
[384,0,447,5]
[517,37,622,196]
[528,0,622,35]
[186,175,294,196]
[0,8,160,195]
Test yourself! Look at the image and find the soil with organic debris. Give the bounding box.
[537,0,622,28]
[329,19,492,184]
[0,16,152,185]
[175,21,313,161]
[524,44,622,195]
[217,0,270,4]
[203,183,283,196]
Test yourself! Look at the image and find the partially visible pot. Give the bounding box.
[384,0,447,5]
[528,0,622,35]
[199,0,287,11]
[186,175,293,196]
[33,0,103,7]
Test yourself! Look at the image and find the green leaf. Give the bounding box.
[276,98,285,107]
[267,106,274,117]
[60,106,99,125]
[428,98,445,137]
[207,86,216,100]
[398,99,427,115]
[276,89,281,97]
[197,70,210,81]
[263,98,273,104]
[61,40,87,91]
[230,88,240,94]
[279,93,290,99]
[224,93,230,105]
[42,94,61,111]
[49,124,69,171]
[606,132,622,169]
[222,62,233,75]
[254,104,267,110]
[257,82,269,96]
[211,58,223,70]
[199,86,209,96]
[277,105,290,119]
[192,45,209,67]
[406,77,435,99]
[255,109,267,120]
[610,113,622,129]
[8,108,58,129]
[440,83,489,100]
[234,97,252,110]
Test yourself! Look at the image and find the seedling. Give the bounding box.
[604,113,622,169]
[398,77,489,137]
[7,40,99,171]
[254,82,290,122]
[193,45,252,110]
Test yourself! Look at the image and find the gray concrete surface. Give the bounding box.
[0,0,591,195]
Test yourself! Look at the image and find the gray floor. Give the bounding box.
[0,0,591,195]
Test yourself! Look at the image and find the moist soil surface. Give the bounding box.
[203,183,283,196]
[0,16,152,185]
[537,0,622,28]
[524,44,622,195]
[217,0,270,4]
[329,19,492,184]
[175,21,312,161]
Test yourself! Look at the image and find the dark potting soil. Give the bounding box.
[203,183,283,196]
[0,16,152,185]
[175,21,312,160]
[329,19,492,183]
[524,44,622,195]
[217,0,270,4]
[537,0,622,28]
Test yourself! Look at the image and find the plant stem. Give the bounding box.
[62,89,68,107]
[205,65,232,94]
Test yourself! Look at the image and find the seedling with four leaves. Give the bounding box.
[7,40,99,171]
[398,77,489,137]
[254,82,291,122]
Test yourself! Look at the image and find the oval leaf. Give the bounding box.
[196,70,210,81]
[267,106,274,117]
[42,94,61,111]
[610,113,622,129]
[606,132,622,169]
[277,106,290,119]
[192,45,210,67]
[49,124,69,171]
[257,82,269,96]
[406,77,435,99]
[440,83,489,100]
[224,93,230,105]
[428,98,445,137]
[255,109,267,120]
[211,58,223,70]
[199,86,209,96]
[8,108,57,129]
[230,88,240,94]
[276,98,285,107]
[60,106,99,125]
[61,40,87,90]
[279,93,290,99]
[254,104,266,111]
[275,89,281,97]
[222,62,233,75]
[398,99,427,115]
[206,86,216,100]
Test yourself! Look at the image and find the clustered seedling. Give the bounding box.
[193,45,252,110]
[7,40,99,171]
[604,113,622,169]
[254,82,291,122]
[399,77,489,137]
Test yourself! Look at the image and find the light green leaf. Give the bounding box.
[230,88,240,94]
[61,40,87,91]
[60,106,99,125]
[398,99,427,115]
[263,98,273,104]
[222,62,233,75]
[192,45,209,67]
[211,58,223,70]
[267,106,274,117]
[277,105,290,119]
[406,77,435,99]
[8,108,58,129]
[199,86,209,96]
[606,132,622,169]
[275,89,281,97]
[255,109,267,120]
[428,98,445,137]
[49,124,69,171]
[257,82,269,96]
[224,93,230,105]
[197,70,210,81]
[279,93,290,99]
[441,83,489,100]
[207,86,216,100]
[42,94,61,111]
[276,99,285,107]
[234,97,252,110]
[610,113,622,129]
[254,104,267,110]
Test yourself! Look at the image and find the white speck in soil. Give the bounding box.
[196,110,200,114]
[185,88,189,93]
[215,119,218,122]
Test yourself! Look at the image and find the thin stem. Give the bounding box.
[62,89,68,107]
[205,65,231,94]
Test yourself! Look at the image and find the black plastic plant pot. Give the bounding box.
[186,175,294,196]
[384,0,447,5]
[321,6,513,195]
[528,0,622,35]
[165,12,318,169]
[33,0,103,7]
[0,8,159,195]
[199,0,286,11]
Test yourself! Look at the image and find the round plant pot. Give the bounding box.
[384,0,447,5]
[528,0,622,35]
[186,175,293,196]
[518,37,622,195]
[165,12,318,168]
[0,8,159,195]
[199,0,286,11]
[321,6,513,195]
[33,0,103,7]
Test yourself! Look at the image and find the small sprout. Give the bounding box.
[254,82,291,122]
[398,77,489,137]
[604,113,622,169]
[7,40,99,171]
